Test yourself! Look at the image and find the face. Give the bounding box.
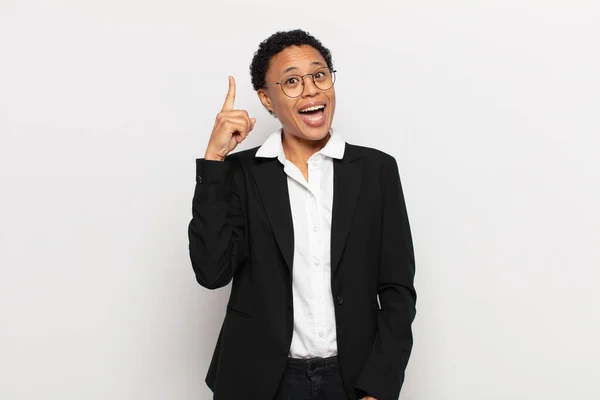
[258,45,336,142]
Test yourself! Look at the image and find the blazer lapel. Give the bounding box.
[251,144,363,276]
[331,145,363,275]
[252,158,294,275]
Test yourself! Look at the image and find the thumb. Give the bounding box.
[250,118,257,129]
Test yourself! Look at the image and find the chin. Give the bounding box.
[286,115,332,142]
[299,125,331,141]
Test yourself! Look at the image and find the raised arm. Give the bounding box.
[188,76,256,289]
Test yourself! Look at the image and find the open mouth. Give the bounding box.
[298,104,326,127]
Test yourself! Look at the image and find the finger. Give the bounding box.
[225,123,248,144]
[222,117,251,132]
[220,111,254,131]
[221,76,236,112]
[232,133,245,144]
[223,119,251,137]
[220,110,251,119]
[219,116,252,135]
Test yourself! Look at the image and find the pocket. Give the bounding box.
[226,305,252,318]
[215,305,253,396]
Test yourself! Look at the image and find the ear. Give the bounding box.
[257,89,275,115]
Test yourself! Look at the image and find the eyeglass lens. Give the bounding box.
[281,68,336,98]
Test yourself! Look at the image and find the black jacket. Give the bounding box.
[188,142,416,400]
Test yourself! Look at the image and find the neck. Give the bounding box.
[281,130,331,165]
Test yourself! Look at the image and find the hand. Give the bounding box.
[205,76,256,161]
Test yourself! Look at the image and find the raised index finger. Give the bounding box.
[221,76,236,111]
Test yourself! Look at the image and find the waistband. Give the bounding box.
[286,355,339,374]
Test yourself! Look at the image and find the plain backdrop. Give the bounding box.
[1,1,599,399]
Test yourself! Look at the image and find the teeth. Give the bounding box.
[306,114,324,122]
[300,105,325,113]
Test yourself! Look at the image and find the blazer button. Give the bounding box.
[197,175,203,184]
[336,295,344,305]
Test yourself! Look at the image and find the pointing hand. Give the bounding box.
[205,76,256,161]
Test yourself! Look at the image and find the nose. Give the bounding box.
[301,76,319,97]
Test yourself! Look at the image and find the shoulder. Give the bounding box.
[345,143,398,169]
[345,143,403,190]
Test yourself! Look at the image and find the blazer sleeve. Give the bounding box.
[188,157,247,290]
[355,156,417,400]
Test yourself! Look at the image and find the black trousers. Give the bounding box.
[273,355,351,400]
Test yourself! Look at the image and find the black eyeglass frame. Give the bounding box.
[263,67,337,98]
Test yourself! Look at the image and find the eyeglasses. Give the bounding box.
[263,67,337,98]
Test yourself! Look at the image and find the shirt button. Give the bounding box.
[319,332,324,338]
[313,226,318,232]
[315,260,320,266]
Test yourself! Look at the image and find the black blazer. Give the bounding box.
[188,142,416,400]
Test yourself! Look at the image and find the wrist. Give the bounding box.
[204,151,225,162]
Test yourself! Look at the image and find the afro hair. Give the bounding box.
[249,29,334,92]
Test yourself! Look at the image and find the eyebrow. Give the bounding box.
[282,61,326,75]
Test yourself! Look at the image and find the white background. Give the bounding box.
[1,1,599,399]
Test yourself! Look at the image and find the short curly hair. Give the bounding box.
[249,29,334,92]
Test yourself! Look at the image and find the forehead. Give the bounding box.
[267,45,327,77]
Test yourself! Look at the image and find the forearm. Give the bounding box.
[188,158,246,289]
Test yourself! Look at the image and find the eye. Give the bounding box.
[314,70,330,82]
[284,76,300,86]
